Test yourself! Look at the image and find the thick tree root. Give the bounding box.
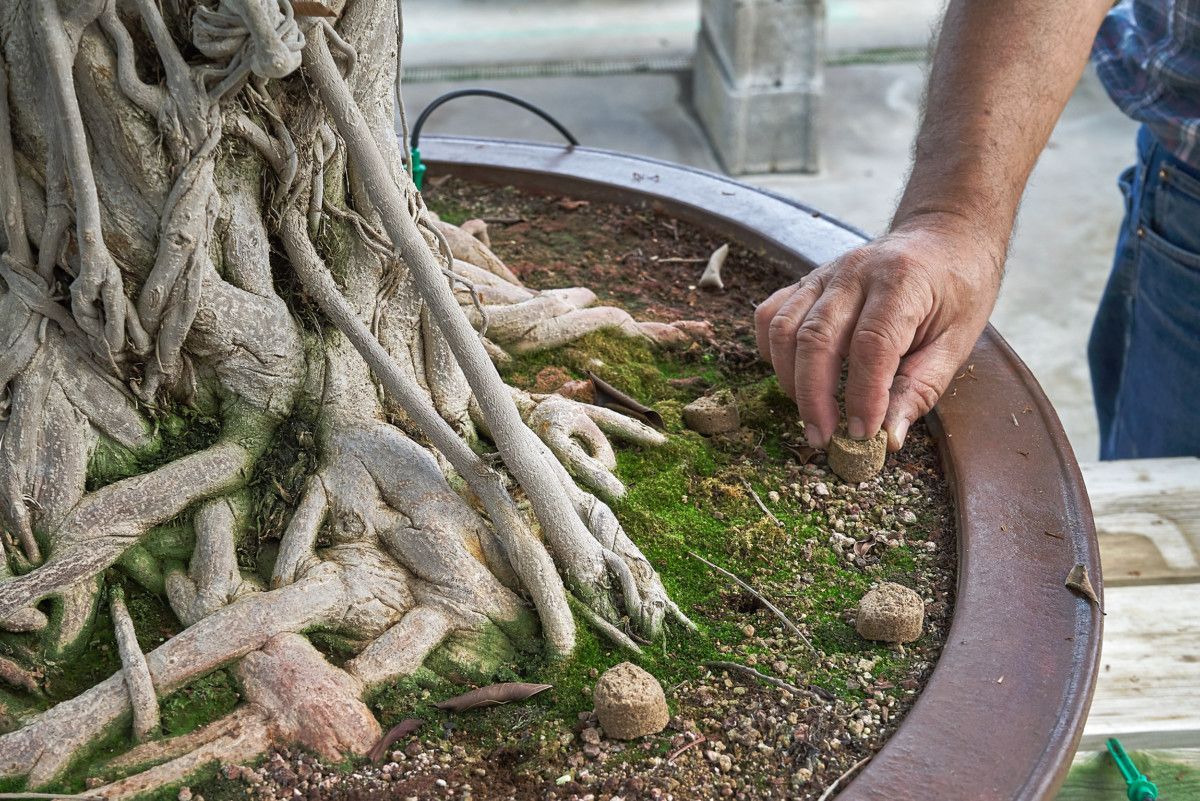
[0,441,255,625]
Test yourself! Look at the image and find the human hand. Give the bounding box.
[754,213,1004,451]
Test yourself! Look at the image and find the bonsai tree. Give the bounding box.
[0,0,697,791]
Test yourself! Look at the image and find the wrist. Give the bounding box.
[893,153,1020,259]
[887,209,1007,288]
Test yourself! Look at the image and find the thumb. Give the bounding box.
[883,344,962,451]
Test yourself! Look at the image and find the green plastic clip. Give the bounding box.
[1107,738,1159,801]
[410,147,426,191]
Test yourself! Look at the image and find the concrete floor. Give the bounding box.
[402,2,1140,460]
[402,0,944,69]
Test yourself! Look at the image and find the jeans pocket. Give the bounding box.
[1111,236,1200,457]
[1150,158,1200,257]
[1139,221,1200,272]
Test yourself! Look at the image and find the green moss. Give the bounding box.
[87,406,222,493]
[423,193,474,227]
[160,670,240,737]
[500,330,727,407]
[242,401,320,577]
[362,326,933,752]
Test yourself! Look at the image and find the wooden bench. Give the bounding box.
[1058,458,1200,798]
[1080,457,1200,750]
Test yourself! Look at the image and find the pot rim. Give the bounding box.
[421,136,1103,801]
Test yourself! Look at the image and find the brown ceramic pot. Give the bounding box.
[422,137,1104,801]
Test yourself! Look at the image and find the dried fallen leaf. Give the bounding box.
[368,718,423,763]
[1065,563,1104,614]
[852,533,881,559]
[434,682,552,712]
[588,372,665,429]
[290,1,337,16]
[783,441,819,465]
[558,198,590,211]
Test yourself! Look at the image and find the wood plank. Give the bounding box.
[1059,748,1200,800]
[1081,458,1200,586]
[1082,583,1200,750]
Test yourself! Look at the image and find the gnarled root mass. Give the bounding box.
[0,0,701,794]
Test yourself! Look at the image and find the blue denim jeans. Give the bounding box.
[1089,125,1200,459]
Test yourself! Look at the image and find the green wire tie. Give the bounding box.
[410,147,426,191]
[1107,738,1159,801]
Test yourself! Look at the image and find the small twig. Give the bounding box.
[816,755,872,801]
[741,479,782,527]
[665,734,707,764]
[651,256,707,264]
[703,661,831,701]
[689,552,815,655]
[0,794,104,800]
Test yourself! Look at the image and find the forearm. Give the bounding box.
[894,0,1111,250]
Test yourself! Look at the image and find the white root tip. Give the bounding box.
[698,243,730,291]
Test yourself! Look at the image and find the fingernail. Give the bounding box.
[848,416,867,440]
[805,424,824,448]
[888,419,910,450]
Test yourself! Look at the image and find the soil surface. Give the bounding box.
[86,179,957,801]
[424,175,792,374]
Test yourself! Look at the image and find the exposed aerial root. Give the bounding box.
[515,390,665,498]
[236,634,380,759]
[435,219,521,284]
[166,496,263,626]
[93,708,270,800]
[0,654,40,694]
[344,605,454,687]
[93,634,377,798]
[34,0,127,358]
[306,26,681,642]
[280,206,576,654]
[0,575,348,786]
[110,588,160,743]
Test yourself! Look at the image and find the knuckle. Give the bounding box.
[836,247,873,274]
[888,250,925,275]
[768,313,798,345]
[794,316,838,350]
[754,300,775,331]
[851,324,896,356]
